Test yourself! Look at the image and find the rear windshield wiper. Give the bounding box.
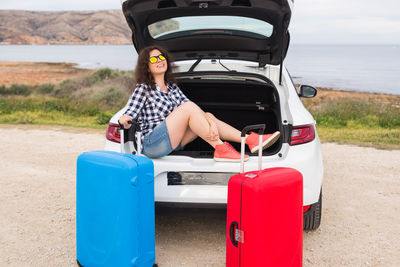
[188,56,237,72]
[188,56,203,72]
[218,59,236,72]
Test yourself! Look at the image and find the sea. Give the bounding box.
[0,44,399,95]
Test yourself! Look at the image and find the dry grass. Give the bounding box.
[0,62,93,87]
[317,126,400,150]
[302,87,400,110]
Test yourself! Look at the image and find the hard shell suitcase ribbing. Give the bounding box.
[76,122,157,267]
[226,125,303,267]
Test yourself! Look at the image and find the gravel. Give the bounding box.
[0,125,399,266]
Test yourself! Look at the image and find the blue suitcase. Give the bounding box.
[76,122,156,267]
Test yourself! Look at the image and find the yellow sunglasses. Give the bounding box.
[149,54,166,64]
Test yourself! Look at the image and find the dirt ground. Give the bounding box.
[298,86,400,110]
[0,62,93,87]
[0,125,399,267]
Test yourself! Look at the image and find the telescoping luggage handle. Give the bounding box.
[117,121,158,267]
[118,120,142,155]
[240,124,266,173]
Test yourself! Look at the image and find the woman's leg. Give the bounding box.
[206,112,280,152]
[165,102,223,149]
[180,127,198,147]
[168,112,243,148]
[168,113,242,147]
[205,112,242,143]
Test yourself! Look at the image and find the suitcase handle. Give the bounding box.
[118,120,142,155]
[240,124,266,173]
[229,221,239,247]
[240,124,265,137]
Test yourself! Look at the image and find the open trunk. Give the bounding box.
[170,72,283,158]
[122,0,292,66]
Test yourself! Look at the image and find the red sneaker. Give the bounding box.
[214,142,249,162]
[246,131,281,154]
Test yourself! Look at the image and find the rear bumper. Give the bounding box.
[155,202,227,216]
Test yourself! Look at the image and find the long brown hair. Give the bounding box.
[135,45,176,90]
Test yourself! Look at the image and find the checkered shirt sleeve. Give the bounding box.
[123,83,147,120]
[170,83,190,105]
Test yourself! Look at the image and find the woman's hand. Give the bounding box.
[207,119,219,141]
[119,115,132,129]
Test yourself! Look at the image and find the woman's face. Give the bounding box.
[148,49,167,76]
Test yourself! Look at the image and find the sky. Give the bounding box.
[1,0,400,45]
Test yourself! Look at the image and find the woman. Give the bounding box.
[119,46,280,162]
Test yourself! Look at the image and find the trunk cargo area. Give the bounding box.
[170,75,282,157]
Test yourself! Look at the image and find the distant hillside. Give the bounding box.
[0,10,132,45]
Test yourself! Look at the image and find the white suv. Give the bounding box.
[105,0,323,230]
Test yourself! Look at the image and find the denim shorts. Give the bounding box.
[142,120,182,158]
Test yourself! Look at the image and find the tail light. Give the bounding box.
[106,123,121,143]
[290,124,315,146]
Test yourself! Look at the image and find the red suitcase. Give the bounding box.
[226,125,303,267]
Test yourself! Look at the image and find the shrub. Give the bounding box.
[91,86,128,110]
[52,79,76,98]
[0,85,6,95]
[377,105,400,128]
[96,111,113,125]
[0,84,32,96]
[116,75,136,93]
[93,68,116,80]
[36,83,55,95]
[42,99,71,113]
[82,68,120,87]
[10,84,32,96]
[0,98,10,114]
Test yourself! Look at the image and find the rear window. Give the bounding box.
[148,16,273,40]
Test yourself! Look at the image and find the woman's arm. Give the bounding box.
[119,84,147,128]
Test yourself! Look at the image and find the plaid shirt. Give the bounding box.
[123,82,189,145]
